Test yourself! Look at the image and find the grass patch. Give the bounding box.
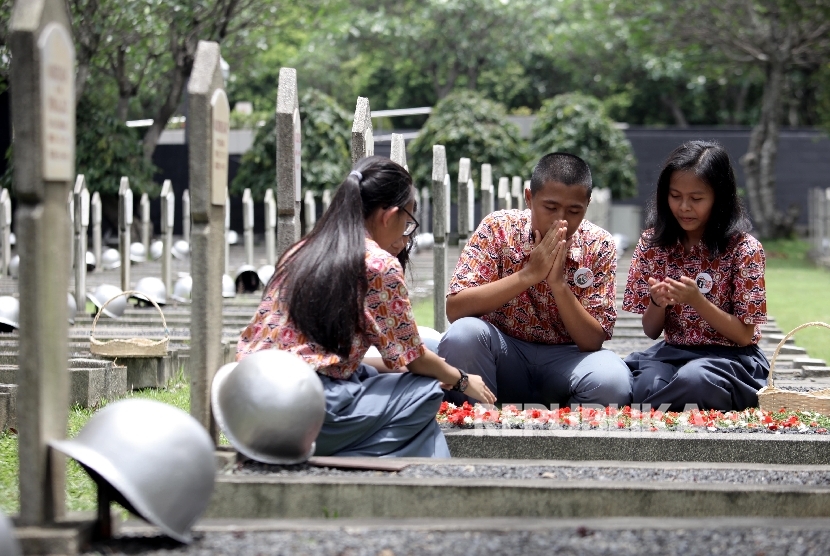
[412,297,435,328]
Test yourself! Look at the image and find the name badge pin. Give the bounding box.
[574,267,594,289]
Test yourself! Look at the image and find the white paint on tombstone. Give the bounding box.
[390,134,407,167]
[211,89,230,206]
[39,24,75,181]
[351,97,374,163]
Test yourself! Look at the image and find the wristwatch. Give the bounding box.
[452,369,469,393]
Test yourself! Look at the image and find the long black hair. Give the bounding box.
[271,156,415,357]
[646,140,751,255]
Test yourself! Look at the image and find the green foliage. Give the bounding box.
[408,91,526,190]
[75,97,159,196]
[527,93,637,199]
[231,88,351,198]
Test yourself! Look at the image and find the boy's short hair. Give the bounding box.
[530,153,592,198]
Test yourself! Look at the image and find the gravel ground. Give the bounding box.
[231,461,830,486]
[81,526,830,555]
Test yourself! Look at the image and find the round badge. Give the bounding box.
[574,267,594,289]
[695,272,714,294]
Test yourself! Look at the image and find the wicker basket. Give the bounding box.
[757,321,830,413]
[89,290,169,358]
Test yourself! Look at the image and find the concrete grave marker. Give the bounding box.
[321,189,332,214]
[160,180,174,293]
[481,164,494,220]
[0,189,11,276]
[432,146,448,332]
[242,188,254,265]
[73,175,89,318]
[420,187,431,233]
[264,189,276,265]
[91,191,101,271]
[303,190,316,236]
[351,96,373,164]
[140,192,150,259]
[497,177,511,211]
[224,193,230,275]
[390,133,407,167]
[467,178,475,234]
[67,190,74,267]
[182,189,191,243]
[276,68,301,257]
[10,0,74,525]
[512,177,524,210]
[187,40,227,441]
[118,177,133,291]
[457,158,471,242]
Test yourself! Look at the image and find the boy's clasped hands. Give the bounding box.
[526,220,572,286]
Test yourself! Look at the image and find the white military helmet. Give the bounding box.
[221,274,236,298]
[226,229,239,245]
[171,275,192,303]
[87,284,127,318]
[50,399,215,543]
[171,240,190,260]
[0,510,21,556]
[0,296,19,331]
[234,264,260,294]
[415,232,434,250]
[8,254,19,279]
[8,232,14,247]
[211,350,326,464]
[85,251,97,271]
[68,292,77,325]
[129,242,147,263]
[149,240,163,261]
[257,264,275,287]
[132,276,167,305]
[100,248,121,270]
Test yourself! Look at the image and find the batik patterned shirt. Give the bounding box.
[622,230,766,346]
[448,210,618,344]
[236,237,426,379]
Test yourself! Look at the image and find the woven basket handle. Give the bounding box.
[768,321,830,388]
[90,290,170,342]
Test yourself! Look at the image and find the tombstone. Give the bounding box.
[0,189,10,276]
[585,187,611,230]
[242,188,254,265]
[73,175,89,318]
[10,0,75,526]
[420,187,431,233]
[187,40,228,441]
[303,190,316,236]
[264,189,276,265]
[432,146,448,332]
[91,191,102,271]
[224,193,231,275]
[351,96,373,164]
[457,158,471,241]
[67,190,74,267]
[497,177,511,211]
[466,178,475,235]
[118,177,133,290]
[390,133,407,168]
[160,180,174,294]
[140,192,151,258]
[512,177,524,210]
[480,164,494,220]
[321,189,332,214]
[276,67,301,258]
[182,189,191,243]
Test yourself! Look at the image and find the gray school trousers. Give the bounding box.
[437,317,632,407]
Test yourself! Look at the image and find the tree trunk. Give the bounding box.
[660,93,688,127]
[141,65,188,161]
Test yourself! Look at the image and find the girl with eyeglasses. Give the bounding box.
[237,156,494,458]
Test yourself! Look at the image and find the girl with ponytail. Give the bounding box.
[238,156,494,457]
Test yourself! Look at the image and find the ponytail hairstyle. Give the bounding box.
[646,140,751,256]
[271,156,414,357]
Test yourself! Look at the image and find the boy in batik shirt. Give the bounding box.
[438,153,632,408]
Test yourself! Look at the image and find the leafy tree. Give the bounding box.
[527,93,637,199]
[231,88,351,197]
[408,91,526,190]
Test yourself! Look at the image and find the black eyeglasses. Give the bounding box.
[400,206,420,237]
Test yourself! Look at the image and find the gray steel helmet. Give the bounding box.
[149,240,163,261]
[234,264,260,293]
[0,510,21,556]
[129,242,147,263]
[211,350,326,464]
[50,398,215,544]
[132,276,167,305]
[171,275,192,303]
[222,274,236,298]
[100,248,121,270]
[68,292,77,325]
[0,296,20,331]
[257,264,275,287]
[171,240,190,260]
[8,254,18,279]
[86,284,127,318]
[85,250,97,271]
